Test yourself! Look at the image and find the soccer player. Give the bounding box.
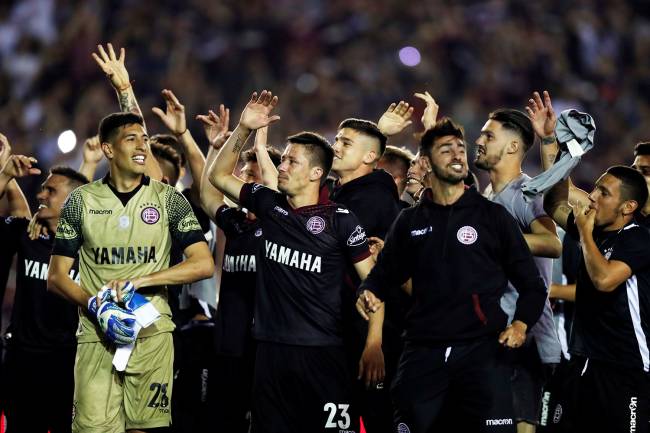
[47,112,214,433]
[0,153,87,433]
[377,145,415,198]
[208,90,381,433]
[543,162,650,430]
[198,104,281,433]
[475,105,562,433]
[357,117,548,433]
[632,141,650,228]
[329,113,405,433]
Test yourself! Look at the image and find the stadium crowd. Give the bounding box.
[1,1,650,433]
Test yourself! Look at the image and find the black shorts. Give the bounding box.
[392,337,515,433]
[3,343,76,433]
[565,356,650,433]
[252,342,359,433]
[509,339,548,425]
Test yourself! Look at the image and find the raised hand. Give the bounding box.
[239,90,280,131]
[1,155,41,179]
[378,101,414,137]
[152,89,187,135]
[414,91,439,131]
[92,43,130,91]
[83,136,103,165]
[196,104,231,150]
[0,133,11,168]
[525,90,557,140]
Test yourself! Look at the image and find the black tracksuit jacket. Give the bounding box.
[360,187,547,346]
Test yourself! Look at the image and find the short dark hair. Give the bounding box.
[380,145,414,176]
[488,109,535,153]
[420,117,465,159]
[151,134,186,167]
[150,141,182,182]
[287,131,334,180]
[98,112,144,144]
[242,147,283,167]
[605,165,649,215]
[50,166,90,188]
[338,118,388,156]
[634,142,650,157]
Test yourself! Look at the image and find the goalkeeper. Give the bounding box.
[48,111,214,433]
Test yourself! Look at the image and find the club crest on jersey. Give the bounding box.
[306,216,326,234]
[456,226,478,245]
[347,225,366,246]
[397,423,411,433]
[141,207,160,224]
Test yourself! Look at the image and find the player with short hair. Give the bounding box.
[477,98,563,433]
[208,90,381,433]
[377,145,415,197]
[47,111,214,433]
[0,151,87,433]
[632,141,650,227]
[544,158,650,432]
[358,116,547,433]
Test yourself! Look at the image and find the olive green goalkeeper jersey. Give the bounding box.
[53,175,206,343]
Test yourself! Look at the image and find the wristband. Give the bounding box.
[175,128,188,137]
[115,82,132,92]
[541,135,556,145]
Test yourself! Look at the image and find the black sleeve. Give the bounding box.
[239,182,278,219]
[0,217,25,281]
[335,208,371,264]
[495,205,547,327]
[610,226,650,272]
[214,204,241,236]
[166,189,207,251]
[343,188,400,239]
[52,189,84,258]
[358,210,411,301]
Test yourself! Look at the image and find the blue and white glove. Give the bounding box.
[110,280,136,304]
[88,288,137,345]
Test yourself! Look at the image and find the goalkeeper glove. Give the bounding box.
[88,289,137,345]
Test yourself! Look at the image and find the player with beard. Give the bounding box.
[632,142,650,228]
[475,102,562,433]
[543,162,650,433]
[358,117,547,433]
[0,153,87,433]
[209,90,381,433]
[198,105,281,433]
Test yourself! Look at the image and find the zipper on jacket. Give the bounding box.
[441,206,454,260]
[471,294,488,325]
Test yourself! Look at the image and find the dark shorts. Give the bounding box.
[252,342,359,433]
[564,356,650,433]
[509,339,549,424]
[392,337,516,433]
[3,343,76,433]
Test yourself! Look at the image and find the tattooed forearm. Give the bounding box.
[118,91,140,115]
[231,129,251,154]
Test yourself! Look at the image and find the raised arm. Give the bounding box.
[377,101,414,137]
[414,91,439,132]
[92,43,162,181]
[208,90,280,203]
[0,154,41,218]
[152,89,206,196]
[0,135,32,218]
[253,126,279,190]
[78,136,103,181]
[526,90,559,172]
[198,105,231,220]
